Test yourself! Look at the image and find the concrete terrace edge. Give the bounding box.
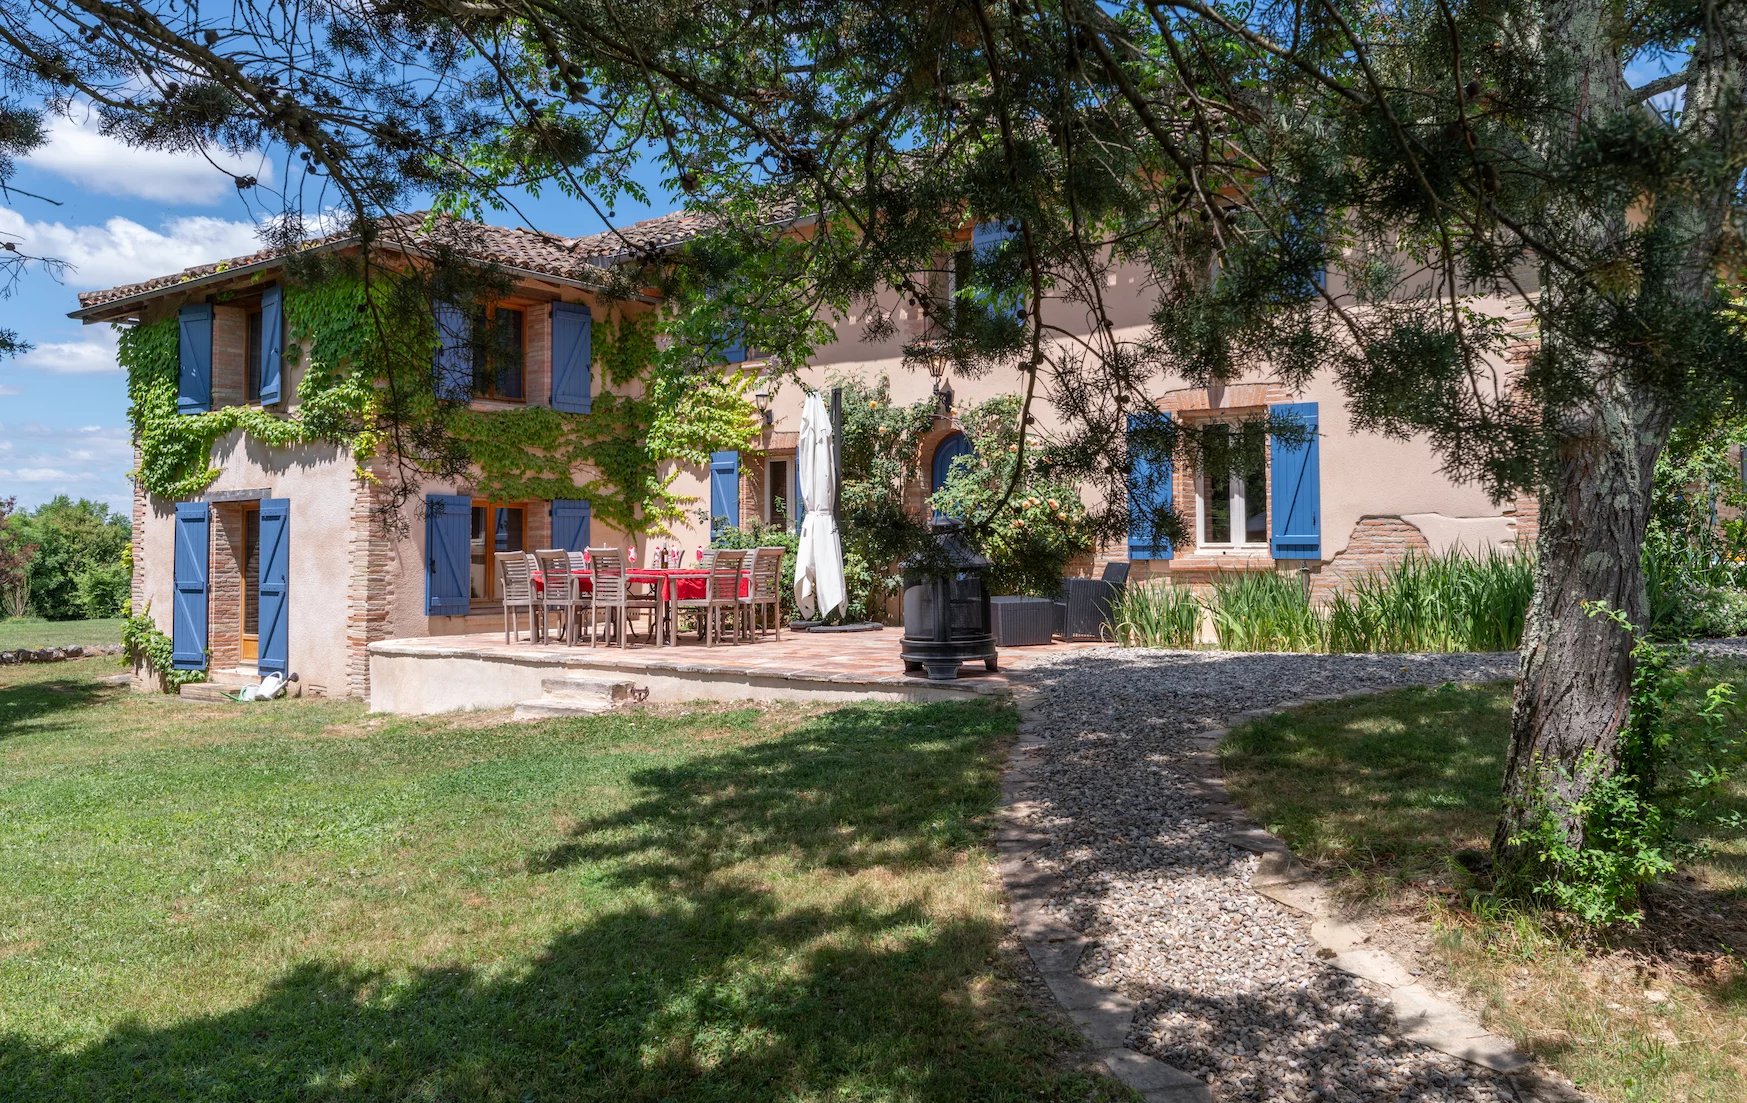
[999,682,1213,1103]
[1202,691,1591,1103]
[365,638,1013,713]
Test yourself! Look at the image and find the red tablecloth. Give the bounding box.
[530,571,594,594]
[628,567,751,601]
[533,567,748,601]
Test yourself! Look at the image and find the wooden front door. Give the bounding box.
[240,502,260,662]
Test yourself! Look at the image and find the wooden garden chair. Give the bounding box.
[586,548,659,646]
[534,549,585,644]
[740,546,785,641]
[675,549,745,646]
[498,552,541,644]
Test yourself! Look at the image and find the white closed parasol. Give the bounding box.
[794,390,846,620]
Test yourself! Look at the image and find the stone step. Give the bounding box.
[176,669,269,702]
[540,675,637,703]
[178,681,240,702]
[512,676,640,722]
[511,698,617,721]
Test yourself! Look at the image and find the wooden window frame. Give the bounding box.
[469,499,529,605]
[245,303,265,404]
[764,456,794,528]
[472,304,528,403]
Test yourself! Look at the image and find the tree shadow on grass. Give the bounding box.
[528,699,1016,881]
[0,698,1128,1103]
[1,889,1091,1102]
[0,672,116,740]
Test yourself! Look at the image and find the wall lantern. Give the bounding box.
[916,339,955,414]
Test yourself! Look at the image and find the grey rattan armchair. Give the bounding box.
[1054,561,1130,640]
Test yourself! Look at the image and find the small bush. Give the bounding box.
[1113,581,1200,648]
[711,520,800,618]
[1689,587,1747,639]
[121,605,205,691]
[1207,571,1323,652]
[1510,752,1678,926]
[73,558,130,620]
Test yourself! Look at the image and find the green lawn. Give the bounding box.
[1221,670,1747,1103]
[0,617,124,650]
[0,658,1128,1103]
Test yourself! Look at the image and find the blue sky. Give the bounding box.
[0,104,676,516]
[0,54,1684,518]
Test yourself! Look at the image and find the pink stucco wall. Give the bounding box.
[135,432,357,694]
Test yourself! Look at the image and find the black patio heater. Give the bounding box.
[900,517,998,680]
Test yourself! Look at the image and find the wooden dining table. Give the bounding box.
[533,566,751,647]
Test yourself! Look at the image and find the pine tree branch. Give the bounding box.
[1629,68,1691,103]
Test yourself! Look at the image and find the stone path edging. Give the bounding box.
[1000,683,1213,1103]
[998,681,1589,1103]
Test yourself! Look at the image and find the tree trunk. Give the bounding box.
[1493,385,1671,876]
[1491,0,1743,884]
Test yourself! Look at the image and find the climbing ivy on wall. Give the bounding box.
[438,310,759,532]
[118,270,759,533]
[121,311,368,499]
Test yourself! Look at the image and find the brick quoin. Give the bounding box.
[344,471,395,699]
[129,453,146,616]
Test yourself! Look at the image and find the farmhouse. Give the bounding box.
[73,210,1537,699]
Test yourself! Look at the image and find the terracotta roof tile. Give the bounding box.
[563,199,801,259]
[75,201,804,316]
[73,212,612,313]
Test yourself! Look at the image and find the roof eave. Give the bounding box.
[69,239,628,325]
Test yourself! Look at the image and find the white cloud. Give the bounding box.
[26,109,274,205]
[0,385,18,396]
[0,421,132,509]
[0,466,81,483]
[13,329,119,374]
[0,208,265,289]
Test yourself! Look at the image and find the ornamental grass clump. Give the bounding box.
[1207,571,1324,652]
[1112,580,1201,648]
[1324,547,1533,653]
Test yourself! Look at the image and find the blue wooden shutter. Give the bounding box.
[551,499,591,551]
[709,451,740,534]
[792,460,805,533]
[1270,402,1322,560]
[1127,412,1174,560]
[721,323,748,365]
[970,220,1026,319]
[425,493,472,614]
[258,284,284,406]
[257,498,290,675]
[433,303,473,401]
[171,501,209,669]
[177,304,213,415]
[550,302,593,413]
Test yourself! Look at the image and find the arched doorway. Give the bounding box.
[931,431,974,492]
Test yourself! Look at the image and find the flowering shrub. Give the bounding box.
[930,395,1091,596]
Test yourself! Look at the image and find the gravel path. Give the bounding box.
[1013,648,1522,1103]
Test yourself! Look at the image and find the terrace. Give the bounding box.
[365,627,1101,715]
